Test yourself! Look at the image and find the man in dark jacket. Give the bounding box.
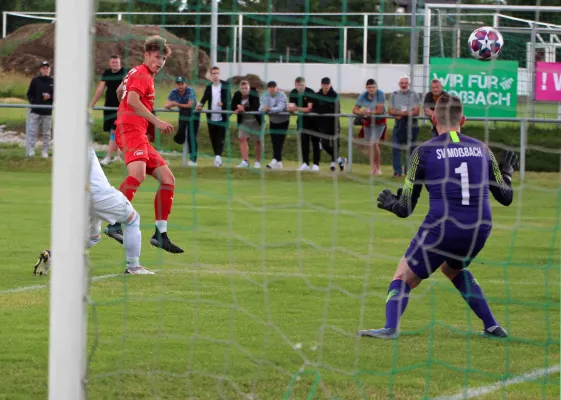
[195,66,231,167]
[315,77,346,171]
[231,80,262,168]
[26,61,54,158]
[289,77,319,171]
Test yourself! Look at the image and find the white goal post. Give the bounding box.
[48,0,93,399]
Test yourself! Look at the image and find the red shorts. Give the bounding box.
[115,123,166,174]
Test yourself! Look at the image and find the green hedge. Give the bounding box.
[90,120,560,172]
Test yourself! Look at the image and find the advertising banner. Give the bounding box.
[534,62,561,102]
[430,58,518,118]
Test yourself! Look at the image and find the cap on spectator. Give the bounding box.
[175,76,186,83]
[40,61,50,68]
[267,81,277,88]
[321,77,331,84]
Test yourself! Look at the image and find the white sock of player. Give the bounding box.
[124,212,141,268]
[155,220,167,233]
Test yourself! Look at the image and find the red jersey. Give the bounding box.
[116,64,155,127]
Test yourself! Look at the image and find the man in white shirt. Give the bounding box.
[196,66,231,167]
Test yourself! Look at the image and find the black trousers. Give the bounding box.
[321,133,339,162]
[270,120,289,161]
[208,122,226,156]
[174,117,200,162]
[301,130,321,165]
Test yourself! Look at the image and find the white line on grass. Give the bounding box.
[432,364,560,400]
[0,273,120,295]
[0,268,543,296]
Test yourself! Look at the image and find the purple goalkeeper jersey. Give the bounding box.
[392,131,512,232]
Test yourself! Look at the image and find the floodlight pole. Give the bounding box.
[48,0,92,398]
[211,0,218,66]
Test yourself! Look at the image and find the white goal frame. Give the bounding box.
[422,4,561,93]
[48,0,93,399]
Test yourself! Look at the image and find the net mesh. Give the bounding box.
[77,1,561,399]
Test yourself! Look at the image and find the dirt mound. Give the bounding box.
[229,74,266,91]
[0,20,211,82]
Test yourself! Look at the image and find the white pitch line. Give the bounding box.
[432,364,560,400]
[0,273,120,295]
[0,268,544,296]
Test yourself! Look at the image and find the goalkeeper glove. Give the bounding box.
[33,250,52,276]
[377,188,400,213]
[499,150,518,183]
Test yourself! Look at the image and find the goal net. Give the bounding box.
[41,0,561,399]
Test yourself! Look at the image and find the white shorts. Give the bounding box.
[88,187,134,237]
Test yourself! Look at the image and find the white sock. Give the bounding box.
[155,220,167,233]
[124,212,141,268]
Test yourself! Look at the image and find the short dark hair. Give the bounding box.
[366,78,376,86]
[144,35,172,56]
[295,77,306,83]
[110,55,120,59]
[434,94,463,127]
[211,66,220,72]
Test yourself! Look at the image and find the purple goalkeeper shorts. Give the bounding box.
[404,225,491,280]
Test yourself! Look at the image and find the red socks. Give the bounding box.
[154,184,175,221]
[119,176,141,202]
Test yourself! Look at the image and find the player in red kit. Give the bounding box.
[104,35,184,254]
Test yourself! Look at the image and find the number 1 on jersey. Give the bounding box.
[455,162,470,205]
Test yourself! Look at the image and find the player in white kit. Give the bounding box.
[88,147,154,275]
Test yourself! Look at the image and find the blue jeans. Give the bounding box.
[392,125,419,175]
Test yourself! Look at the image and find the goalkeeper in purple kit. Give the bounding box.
[358,94,518,340]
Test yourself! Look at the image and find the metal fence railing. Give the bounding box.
[1,102,561,180]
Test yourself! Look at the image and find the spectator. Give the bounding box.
[164,76,198,166]
[231,80,263,168]
[90,55,128,165]
[289,77,318,171]
[423,78,447,138]
[353,78,386,175]
[196,66,231,167]
[259,81,289,169]
[26,61,54,158]
[315,77,345,172]
[388,75,420,177]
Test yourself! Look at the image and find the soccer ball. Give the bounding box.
[468,26,503,61]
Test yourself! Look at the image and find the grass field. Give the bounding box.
[0,153,559,399]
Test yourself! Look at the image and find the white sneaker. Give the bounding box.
[276,161,283,169]
[311,164,320,171]
[254,161,261,169]
[330,162,336,171]
[266,159,278,169]
[188,161,197,167]
[27,150,35,157]
[125,266,155,275]
[100,156,111,166]
[214,156,223,167]
[41,151,49,158]
[237,160,249,168]
[298,163,310,171]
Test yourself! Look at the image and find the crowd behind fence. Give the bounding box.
[3,102,561,181]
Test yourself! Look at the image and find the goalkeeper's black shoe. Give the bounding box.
[104,222,123,245]
[482,326,508,338]
[149,228,184,254]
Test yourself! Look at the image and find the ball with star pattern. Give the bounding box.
[468,27,504,61]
